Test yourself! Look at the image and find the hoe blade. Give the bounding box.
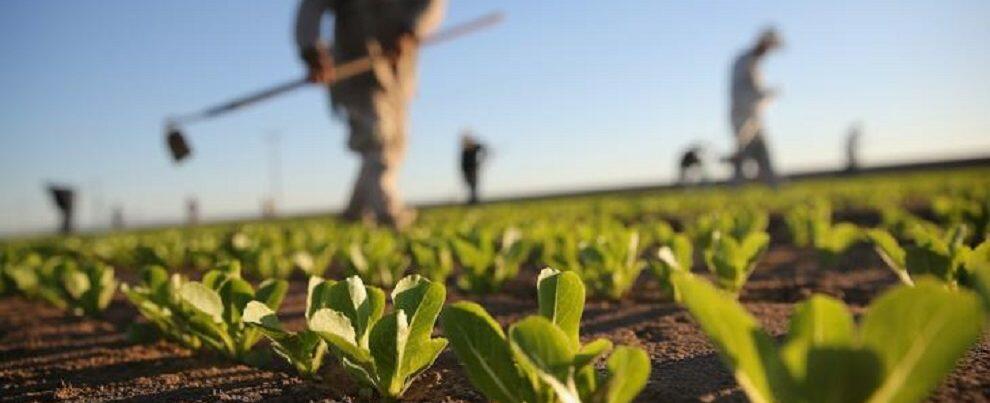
[166,128,191,162]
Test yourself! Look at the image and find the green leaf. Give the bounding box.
[537,268,585,349]
[243,300,284,332]
[574,338,613,369]
[392,275,445,342]
[861,281,985,403]
[218,277,254,325]
[256,279,288,310]
[310,307,372,364]
[672,272,796,403]
[866,229,911,285]
[780,295,855,382]
[600,346,651,403]
[62,268,91,300]
[440,302,530,403]
[369,311,411,397]
[508,316,578,401]
[803,347,883,403]
[180,282,224,323]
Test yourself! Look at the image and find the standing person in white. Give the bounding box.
[295,0,446,229]
[729,28,782,186]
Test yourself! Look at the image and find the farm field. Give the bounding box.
[2,168,989,402]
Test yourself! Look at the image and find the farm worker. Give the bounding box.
[46,185,75,234]
[845,121,863,173]
[459,130,488,205]
[295,0,446,229]
[728,27,782,186]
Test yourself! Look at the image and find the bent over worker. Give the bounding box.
[295,0,446,229]
[729,28,782,186]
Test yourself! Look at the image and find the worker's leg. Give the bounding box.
[751,134,779,186]
[730,112,750,184]
[465,169,479,204]
[365,89,411,228]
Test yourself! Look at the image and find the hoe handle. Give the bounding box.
[173,11,503,125]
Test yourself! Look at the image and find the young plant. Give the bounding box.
[121,265,203,349]
[786,202,863,266]
[671,272,985,403]
[647,233,693,300]
[408,238,454,284]
[576,230,644,300]
[866,225,976,287]
[34,256,117,317]
[300,274,447,399]
[452,227,531,294]
[121,261,288,361]
[703,230,769,294]
[441,269,651,403]
[242,279,329,377]
[341,230,410,288]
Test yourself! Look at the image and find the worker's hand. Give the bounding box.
[301,46,335,84]
[394,31,419,58]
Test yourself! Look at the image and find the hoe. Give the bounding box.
[165,12,503,163]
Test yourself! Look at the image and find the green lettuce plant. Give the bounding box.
[121,261,287,361]
[441,269,651,403]
[341,230,410,288]
[408,238,454,284]
[703,230,769,295]
[866,225,979,287]
[576,230,644,300]
[672,272,985,403]
[279,274,447,400]
[452,227,531,294]
[647,233,693,300]
[31,256,117,317]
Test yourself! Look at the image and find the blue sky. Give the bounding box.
[1,1,988,235]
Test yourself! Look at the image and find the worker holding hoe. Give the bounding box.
[295,0,446,229]
[728,28,783,187]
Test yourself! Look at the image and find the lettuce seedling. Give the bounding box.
[122,261,287,361]
[703,230,769,295]
[786,202,863,266]
[32,256,117,317]
[341,230,410,288]
[302,274,447,399]
[243,298,328,377]
[409,238,454,284]
[452,227,532,294]
[577,230,644,300]
[441,269,651,403]
[672,272,984,403]
[647,233,692,301]
[867,225,979,287]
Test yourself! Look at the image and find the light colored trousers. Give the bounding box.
[731,111,778,185]
[338,84,409,223]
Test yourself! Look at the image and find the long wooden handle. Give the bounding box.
[172,11,503,125]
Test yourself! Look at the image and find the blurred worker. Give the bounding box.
[295,0,446,229]
[678,143,708,185]
[186,198,199,226]
[728,28,782,187]
[460,131,488,204]
[111,206,125,230]
[47,185,75,234]
[846,121,863,173]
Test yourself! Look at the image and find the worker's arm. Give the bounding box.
[295,0,335,83]
[400,0,447,39]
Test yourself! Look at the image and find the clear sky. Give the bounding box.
[1,1,988,235]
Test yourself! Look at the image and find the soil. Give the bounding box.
[2,243,988,402]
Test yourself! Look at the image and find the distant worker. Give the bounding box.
[846,122,863,173]
[111,206,125,230]
[295,0,446,229]
[47,185,75,234]
[678,143,708,185]
[187,198,199,226]
[728,28,783,187]
[460,131,488,204]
